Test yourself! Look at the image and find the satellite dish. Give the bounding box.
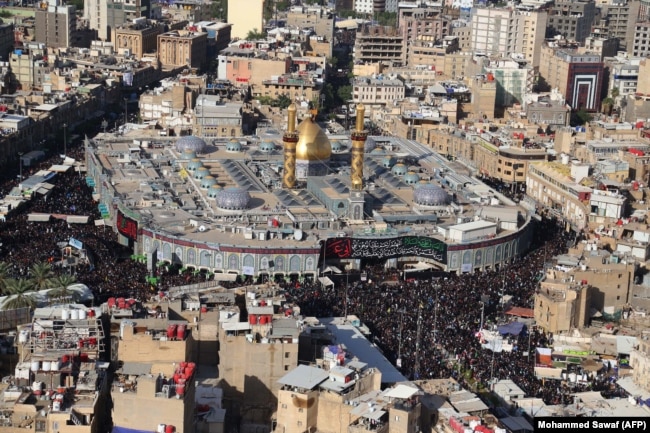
[198,225,207,232]
[294,229,303,241]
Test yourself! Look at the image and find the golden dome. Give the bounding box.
[295,117,331,161]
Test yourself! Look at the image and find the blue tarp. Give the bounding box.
[497,322,525,336]
[112,427,154,433]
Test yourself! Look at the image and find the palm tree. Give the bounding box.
[29,262,54,291]
[2,279,37,311]
[0,262,11,293]
[48,274,78,302]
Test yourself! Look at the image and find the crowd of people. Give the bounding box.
[0,146,207,303]
[283,218,628,405]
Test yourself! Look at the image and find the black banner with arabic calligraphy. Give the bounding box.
[116,210,138,241]
[324,236,447,264]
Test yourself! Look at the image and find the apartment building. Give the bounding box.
[110,306,197,433]
[470,8,547,68]
[12,303,109,433]
[84,0,151,41]
[112,20,164,58]
[484,60,534,107]
[526,161,593,229]
[9,44,52,91]
[539,46,604,111]
[194,95,244,137]
[604,55,642,98]
[34,0,76,49]
[275,365,420,433]
[526,98,571,126]
[399,7,451,47]
[472,131,548,185]
[228,0,265,39]
[352,76,405,107]
[535,278,591,333]
[354,25,405,67]
[259,75,321,102]
[546,0,598,43]
[157,30,208,70]
[217,51,291,91]
[0,21,13,62]
[407,37,460,69]
[598,0,640,51]
[631,21,650,57]
[218,299,299,419]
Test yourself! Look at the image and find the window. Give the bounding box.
[284,365,289,371]
[297,421,303,426]
[617,296,621,300]
[299,408,304,413]
[281,404,287,409]
[285,352,290,358]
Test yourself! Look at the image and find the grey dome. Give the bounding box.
[259,141,276,152]
[404,171,420,185]
[194,166,210,179]
[187,158,203,171]
[226,140,243,152]
[392,163,408,176]
[382,156,396,168]
[414,183,450,206]
[207,185,222,198]
[331,140,344,153]
[176,135,207,153]
[200,176,217,189]
[216,187,250,210]
[182,149,197,160]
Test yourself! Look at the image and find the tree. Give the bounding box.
[572,109,593,126]
[0,262,10,293]
[48,274,79,302]
[336,85,352,103]
[209,0,227,21]
[273,94,292,109]
[246,28,266,40]
[29,262,54,291]
[2,279,37,311]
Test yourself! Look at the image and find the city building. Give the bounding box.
[34,0,76,49]
[534,278,591,333]
[407,37,460,69]
[483,60,534,108]
[399,7,451,50]
[258,74,321,103]
[630,336,650,393]
[228,0,265,40]
[0,20,13,62]
[275,367,419,433]
[539,45,604,111]
[157,30,208,71]
[526,161,593,230]
[12,303,109,433]
[583,34,619,58]
[632,21,650,57]
[546,0,598,43]
[9,44,52,91]
[354,25,405,67]
[597,0,640,51]
[604,55,642,99]
[194,94,244,137]
[525,96,572,126]
[352,76,405,107]
[84,0,151,41]
[110,303,196,433]
[218,295,299,422]
[112,19,164,59]
[217,50,291,92]
[469,8,547,68]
